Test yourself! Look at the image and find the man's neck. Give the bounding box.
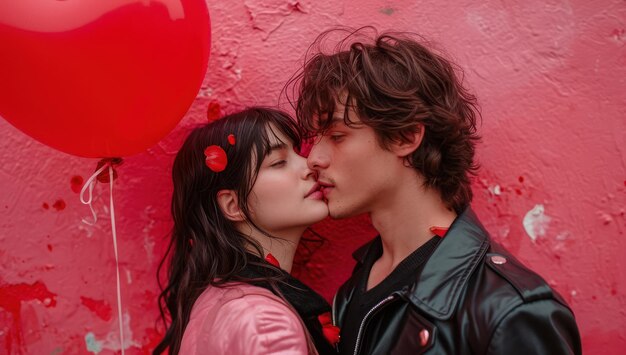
[370,177,457,270]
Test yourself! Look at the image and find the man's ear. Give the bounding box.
[216,190,245,222]
[391,124,425,158]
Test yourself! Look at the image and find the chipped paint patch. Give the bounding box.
[498,224,510,238]
[80,297,112,322]
[556,231,571,241]
[380,7,394,15]
[84,313,139,353]
[597,211,613,225]
[85,332,103,354]
[244,0,306,40]
[0,281,56,354]
[523,204,551,242]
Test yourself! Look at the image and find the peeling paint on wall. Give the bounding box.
[83,313,138,354]
[80,297,112,322]
[0,281,56,354]
[523,204,551,242]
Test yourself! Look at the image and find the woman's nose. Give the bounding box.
[296,154,318,180]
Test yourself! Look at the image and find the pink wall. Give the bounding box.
[1,0,624,354]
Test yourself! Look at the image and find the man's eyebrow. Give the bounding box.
[326,117,344,127]
[330,117,343,123]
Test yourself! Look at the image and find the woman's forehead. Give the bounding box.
[265,123,292,147]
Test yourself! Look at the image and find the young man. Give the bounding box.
[291,28,581,354]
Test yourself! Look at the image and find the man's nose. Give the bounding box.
[307,142,330,171]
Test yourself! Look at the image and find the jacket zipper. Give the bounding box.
[353,294,396,355]
[332,292,338,326]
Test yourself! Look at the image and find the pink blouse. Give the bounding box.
[179,282,309,354]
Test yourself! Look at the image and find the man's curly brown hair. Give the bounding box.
[286,27,481,213]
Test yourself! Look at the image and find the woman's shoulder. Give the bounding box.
[181,282,309,354]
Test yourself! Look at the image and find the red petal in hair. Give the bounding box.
[204,145,227,172]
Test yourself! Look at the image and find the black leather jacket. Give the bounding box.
[333,208,581,354]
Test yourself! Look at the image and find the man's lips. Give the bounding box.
[317,180,335,198]
[317,180,334,188]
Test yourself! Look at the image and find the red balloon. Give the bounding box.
[0,0,210,158]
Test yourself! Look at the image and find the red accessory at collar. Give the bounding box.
[318,312,340,347]
[430,226,449,238]
[264,253,280,268]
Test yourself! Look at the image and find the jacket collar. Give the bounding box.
[351,208,490,320]
[239,254,331,318]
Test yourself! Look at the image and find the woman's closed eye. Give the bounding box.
[270,160,287,167]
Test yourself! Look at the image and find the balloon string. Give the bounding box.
[79,162,125,354]
[108,164,125,355]
[79,164,109,225]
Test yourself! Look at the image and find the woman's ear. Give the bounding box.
[391,123,425,158]
[216,190,245,222]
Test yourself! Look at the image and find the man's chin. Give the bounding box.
[328,203,358,220]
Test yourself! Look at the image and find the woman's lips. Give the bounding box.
[305,183,322,199]
[306,190,324,200]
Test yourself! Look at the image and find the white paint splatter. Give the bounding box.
[489,184,502,196]
[125,270,132,285]
[523,204,551,242]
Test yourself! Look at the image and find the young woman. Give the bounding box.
[153,107,338,355]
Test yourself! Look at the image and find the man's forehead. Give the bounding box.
[315,114,342,126]
[314,110,362,129]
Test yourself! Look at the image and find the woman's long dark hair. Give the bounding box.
[153,107,309,354]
